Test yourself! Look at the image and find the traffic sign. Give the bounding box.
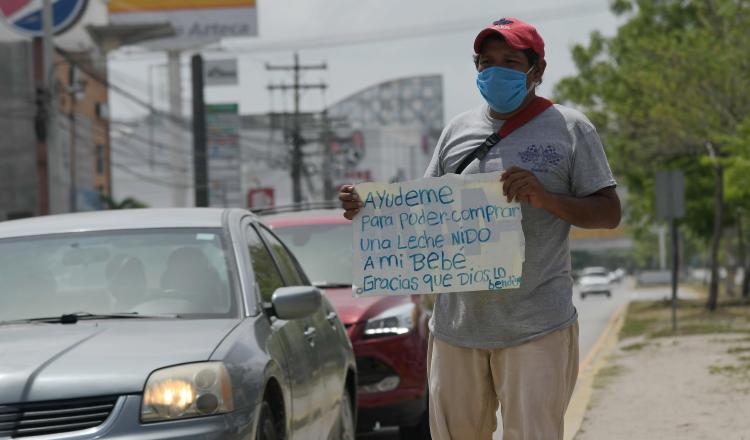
[0,0,88,37]
[655,170,686,220]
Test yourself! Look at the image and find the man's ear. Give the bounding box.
[533,59,547,85]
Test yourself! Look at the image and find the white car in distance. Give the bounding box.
[577,267,614,299]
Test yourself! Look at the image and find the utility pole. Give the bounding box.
[167,50,186,207]
[318,111,349,201]
[266,53,327,203]
[321,110,334,201]
[655,170,686,332]
[191,54,208,207]
[32,0,56,215]
[66,65,86,213]
[33,41,50,216]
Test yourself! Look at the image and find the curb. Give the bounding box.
[564,303,627,440]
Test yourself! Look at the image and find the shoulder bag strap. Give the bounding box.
[453,97,554,174]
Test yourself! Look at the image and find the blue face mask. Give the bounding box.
[476,66,536,114]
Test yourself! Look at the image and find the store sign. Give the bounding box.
[0,0,88,37]
[206,103,242,208]
[204,59,238,86]
[108,0,257,50]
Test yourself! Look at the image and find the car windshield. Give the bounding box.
[273,223,352,287]
[583,272,609,278]
[0,228,237,322]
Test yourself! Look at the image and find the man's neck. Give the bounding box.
[488,92,538,120]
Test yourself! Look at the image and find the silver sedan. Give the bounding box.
[0,208,356,440]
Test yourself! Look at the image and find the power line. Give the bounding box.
[106,1,608,59]
[266,53,327,203]
[57,120,194,190]
[57,49,192,129]
[214,1,609,54]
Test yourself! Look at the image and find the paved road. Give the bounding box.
[359,279,694,439]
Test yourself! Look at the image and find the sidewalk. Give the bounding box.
[569,295,750,440]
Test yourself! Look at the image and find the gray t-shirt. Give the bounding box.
[424,103,616,349]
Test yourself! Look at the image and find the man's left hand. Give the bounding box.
[501,166,550,208]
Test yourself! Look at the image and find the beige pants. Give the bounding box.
[427,323,579,440]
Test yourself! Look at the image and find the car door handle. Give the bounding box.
[326,312,338,328]
[304,326,316,347]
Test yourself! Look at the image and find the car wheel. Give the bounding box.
[256,401,278,440]
[399,403,430,440]
[331,389,355,440]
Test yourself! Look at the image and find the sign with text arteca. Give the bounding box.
[353,172,525,296]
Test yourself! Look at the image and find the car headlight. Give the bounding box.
[141,362,234,422]
[364,303,416,338]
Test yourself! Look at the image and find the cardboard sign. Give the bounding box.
[353,172,525,296]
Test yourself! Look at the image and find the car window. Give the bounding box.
[257,225,306,286]
[273,222,352,287]
[0,229,237,321]
[246,226,284,303]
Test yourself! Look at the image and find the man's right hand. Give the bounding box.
[339,185,363,220]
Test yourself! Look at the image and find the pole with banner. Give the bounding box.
[206,103,242,207]
[655,170,686,332]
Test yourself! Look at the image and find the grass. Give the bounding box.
[616,291,750,385]
[709,363,750,377]
[621,342,650,352]
[618,298,750,340]
[583,287,750,417]
[592,364,626,390]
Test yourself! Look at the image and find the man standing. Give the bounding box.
[340,17,620,440]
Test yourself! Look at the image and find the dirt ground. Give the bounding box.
[574,333,750,440]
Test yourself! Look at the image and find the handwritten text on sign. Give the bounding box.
[353,172,525,296]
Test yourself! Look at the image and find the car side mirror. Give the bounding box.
[271,286,321,320]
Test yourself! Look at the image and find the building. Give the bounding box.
[0,41,37,220]
[0,42,111,220]
[111,74,445,210]
[326,74,444,190]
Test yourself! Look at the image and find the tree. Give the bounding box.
[100,195,149,210]
[555,0,750,310]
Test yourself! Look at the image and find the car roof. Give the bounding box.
[582,266,609,273]
[0,208,247,240]
[581,270,610,276]
[262,208,350,228]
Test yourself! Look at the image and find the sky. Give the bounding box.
[0,0,624,124]
[104,0,623,124]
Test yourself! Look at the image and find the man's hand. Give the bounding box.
[500,166,550,209]
[501,166,621,229]
[339,185,363,220]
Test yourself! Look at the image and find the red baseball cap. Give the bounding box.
[474,18,545,60]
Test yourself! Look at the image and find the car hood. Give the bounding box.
[322,287,409,325]
[0,318,241,404]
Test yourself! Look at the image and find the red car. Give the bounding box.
[263,208,431,439]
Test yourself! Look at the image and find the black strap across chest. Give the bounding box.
[453,97,554,175]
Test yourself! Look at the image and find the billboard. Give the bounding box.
[108,0,257,50]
